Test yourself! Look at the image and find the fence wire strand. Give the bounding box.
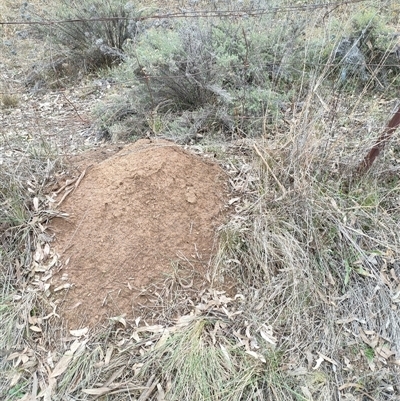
[0,0,368,26]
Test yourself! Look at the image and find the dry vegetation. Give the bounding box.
[1,0,400,400]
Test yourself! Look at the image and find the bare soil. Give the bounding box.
[50,139,228,329]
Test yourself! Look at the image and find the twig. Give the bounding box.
[72,166,91,195]
[60,92,91,124]
[134,52,155,110]
[55,187,74,208]
[55,166,91,207]
[55,177,79,194]
[253,144,286,195]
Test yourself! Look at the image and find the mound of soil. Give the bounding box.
[51,139,228,329]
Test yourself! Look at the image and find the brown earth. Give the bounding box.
[50,139,228,329]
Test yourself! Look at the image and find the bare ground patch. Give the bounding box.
[50,139,229,328]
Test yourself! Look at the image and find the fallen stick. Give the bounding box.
[55,166,91,208]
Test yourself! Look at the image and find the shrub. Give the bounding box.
[99,14,307,142]
[97,5,398,143]
[321,8,400,88]
[349,9,400,87]
[134,23,231,111]
[34,0,139,74]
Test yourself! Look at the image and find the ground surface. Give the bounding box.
[2,2,400,400]
[50,139,228,328]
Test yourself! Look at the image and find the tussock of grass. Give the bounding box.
[139,318,261,400]
[0,291,38,352]
[1,94,19,109]
[1,139,58,268]
[0,136,60,397]
[55,343,104,398]
[27,0,141,88]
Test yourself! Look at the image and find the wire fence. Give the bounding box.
[1,0,399,151]
[0,0,368,26]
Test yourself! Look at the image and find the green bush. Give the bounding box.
[96,5,399,142]
[318,8,400,88]
[135,23,231,111]
[98,14,309,141]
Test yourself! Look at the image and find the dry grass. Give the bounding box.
[0,136,61,400]
[213,85,400,398]
[1,0,400,400]
[1,94,19,109]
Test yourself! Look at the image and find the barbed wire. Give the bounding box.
[1,0,395,105]
[0,0,368,26]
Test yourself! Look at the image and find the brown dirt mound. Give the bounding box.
[51,139,228,329]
